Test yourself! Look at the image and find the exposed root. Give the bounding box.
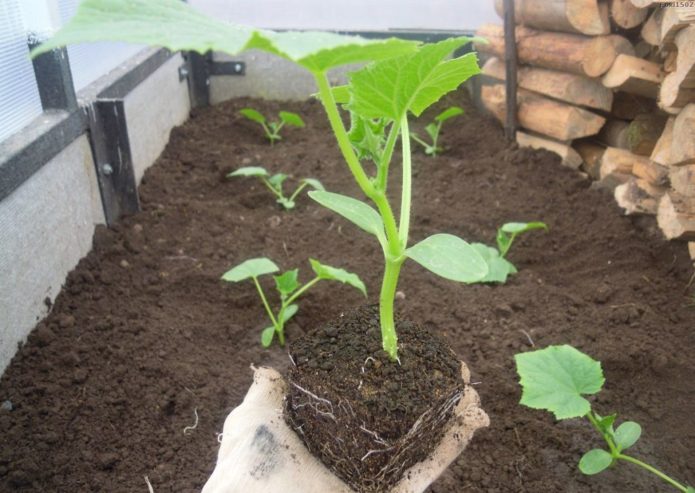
[144,476,154,493]
[183,408,199,435]
[361,357,376,374]
[519,329,535,347]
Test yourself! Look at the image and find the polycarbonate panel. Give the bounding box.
[58,0,144,91]
[0,0,44,143]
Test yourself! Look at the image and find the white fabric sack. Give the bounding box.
[202,364,488,493]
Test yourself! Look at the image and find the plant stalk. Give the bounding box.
[380,257,404,360]
[617,454,689,492]
[399,114,412,248]
[253,277,279,329]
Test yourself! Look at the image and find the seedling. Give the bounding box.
[411,106,463,157]
[34,0,493,361]
[222,258,365,347]
[516,345,694,492]
[239,108,305,144]
[227,166,324,209]
[471,221,547,284]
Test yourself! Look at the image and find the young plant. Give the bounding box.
[227,166,324,209]
[411,106,463,157]
[239,108,305,145]
[516,345,694,493]
[34,0,492,361]
[471,221,547,284]
[222,258,365,347]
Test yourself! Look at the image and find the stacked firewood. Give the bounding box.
[475,0,695,257]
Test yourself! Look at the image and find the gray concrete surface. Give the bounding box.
[0,135,103,373]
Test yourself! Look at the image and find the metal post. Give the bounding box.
[28,38,78,112]
[503,0,518,142]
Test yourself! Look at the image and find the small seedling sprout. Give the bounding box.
[239,108,305,145]
[227,166,324,209]
[34,0,494,361]
[516,345,694,492]
[411,106,463,157]
[470,221,548,284]
[222,258,366,347]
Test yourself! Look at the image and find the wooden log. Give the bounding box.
[482,57,613,111]
[651,116,676,166]
[481,84,606,141]
[669,165,695,196]
[611,92,658,120]
[598,119,630,149]
[475,24,630,78]
[493,0,609,35]
[629,0,655,7]
[574,141,605,179]
[689,242,695,261]
[599,146,667,187]
[659,26,695,109]
[661,6,690,47]
[657,192,695,240]
[615,178,665,215]
[626,113,668,156]
[671,104,695,166]
[516,131,583,169]
[609,0,648,29]
[602,54,664,98]
[641,8,664,46]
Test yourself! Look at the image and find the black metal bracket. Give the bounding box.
[87,100,140,224]
[210,60,246,76]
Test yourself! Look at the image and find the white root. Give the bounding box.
[144,476,154,493]
[183,408,199,435]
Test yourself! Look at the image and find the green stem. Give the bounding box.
[617,454,689,492]
[314,72,374,197]
[289,182,308,203]
[431,122,442,154]
[376,121,401,191]
[252,277,279,329]
[286,277,321,306]
[399,113,412,248]
[587,411,619,455]
[410,133,429,149]
[260,177,285,202]
[499,233,517,259]
[380,257,404,360]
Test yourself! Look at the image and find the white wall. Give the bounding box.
[0,135,104,373]
[191,0,498,31]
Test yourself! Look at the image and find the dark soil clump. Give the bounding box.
[286,304,465,491]
[0,92,693,492]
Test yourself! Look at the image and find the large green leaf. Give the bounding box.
[515,345,605,420]
[579,449,613,475]
[471,243,517,284]
[308,191,386,247]
[349,37,479,120]
[274,270,299,297]
[31,0,417,74]
[227,166,269,178]
[405,234,488,283]
[309,259,366,296]
[221,258,279,282]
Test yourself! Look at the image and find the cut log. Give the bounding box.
[516,131,583,169]
[482,57,613,111]
[659,26,695,109]
[615,178,665,215]
[626,113,669,156]
[481,84,606,141]
[641,8,664,46]
[671,104,695,166]
[657,192,695,240]
[598,119,630,149]
[669,165,695,196]
[574,141,605,179]
[661,6,690,47]
[602,54,665,98]
[689,242,695,261]
[493,0,609,35]
[650,116,676,166]
[609,0,648,29]
[611,92,658,120]
[475,24,630,78]
[600,146,668,186]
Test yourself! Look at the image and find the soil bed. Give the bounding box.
[0,92,693,492]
